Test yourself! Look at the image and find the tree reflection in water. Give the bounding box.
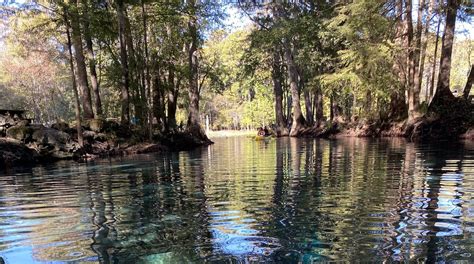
[0,138,473,262]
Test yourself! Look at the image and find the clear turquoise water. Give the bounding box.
[0,137,473,263]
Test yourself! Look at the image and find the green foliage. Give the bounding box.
[0,0,472,131]
[451,39,474,93]
[323,0,398,118]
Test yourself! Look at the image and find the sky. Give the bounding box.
[222,6,252,33]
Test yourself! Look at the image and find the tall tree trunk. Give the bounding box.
[300,74,313,126]
[304,89,313,126]
[167,66,178,131]
[70,0,94,119]
[123,8,141,123]
[390,0,408,120]
[463,64,474,99]
[152,73,164,130]
[65,13,83,147]
[283,39,306,137]
[430,0,458,107]
[405,0,418,121]
[314,86,324,126]
[329,94,334,122]
[409,0,426,120]
[141,0,152,139]
[429,18,442,101]
[116,0,130,125]
[81,0,102,118]
[271,50,288,136]
[186,0,209,142]
[417,0,435,101]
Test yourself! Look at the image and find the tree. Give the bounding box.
[463,64,474,99]
[65,10,84,146]
[271,50,289,136]
[116,0,130,125]
[186,0,206,140]
[69,0,94,119]
[81,0,102,117]
[430,0,459,107]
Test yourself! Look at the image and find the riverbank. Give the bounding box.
[298,115,474,141]
[0,117,213,169]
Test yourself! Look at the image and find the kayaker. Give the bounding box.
[257,127,265,136]
[263,126,270,136]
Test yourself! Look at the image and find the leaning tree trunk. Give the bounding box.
[463,64,474,99]
[70,0,94,120]
[116,0,130,125]
[65,13,83,147]
[81,0,102,118]
[430,0,458,109]
[271,50,289,136]
[283,39,306,137]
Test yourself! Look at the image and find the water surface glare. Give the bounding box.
[0,137,474,263]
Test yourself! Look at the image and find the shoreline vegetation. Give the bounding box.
[1,113,473,169]
[0,1,473,168]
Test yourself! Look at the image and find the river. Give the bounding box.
[0,137,473,263]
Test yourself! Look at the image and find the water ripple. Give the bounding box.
[0,137,473,262]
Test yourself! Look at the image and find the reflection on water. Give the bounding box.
[0,137,474,263]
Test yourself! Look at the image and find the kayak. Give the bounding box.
[254,135,272,141]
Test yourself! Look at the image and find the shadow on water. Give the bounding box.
[0,137,473,262]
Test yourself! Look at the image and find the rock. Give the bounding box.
[0,114,15,127]
[103,120,131,138]
[160,132,212,151]
[6,123,33,141]
[14,120,30,127]
[51,121,69,132]
[94,133,108,142]
[27,132,80,160]
[28,127,79,160]
[82,130,97,141]
[31,127,70,145]
[0,138,37,167]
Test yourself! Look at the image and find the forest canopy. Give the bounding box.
[0,0,472,138]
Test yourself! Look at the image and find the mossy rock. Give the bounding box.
[6,124,33,141]
[31,127,70,145]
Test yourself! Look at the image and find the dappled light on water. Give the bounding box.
[0,137,473,262]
